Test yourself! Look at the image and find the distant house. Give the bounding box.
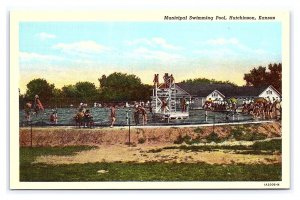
[176,83,281,109]
[232,85,281,104]
[256,85,281,102]
[177,83,236,108]
[206,90,225,102]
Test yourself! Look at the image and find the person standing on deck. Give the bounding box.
[24,102,32,121]
[139,105,147,125]
[110,104,116,128]
[181,98,186,112]
[161,98,168,113]
[134,105,140,125]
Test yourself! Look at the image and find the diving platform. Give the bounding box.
[151,73,191,122]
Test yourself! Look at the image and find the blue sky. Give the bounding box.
[19,21,282,93]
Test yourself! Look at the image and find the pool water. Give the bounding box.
[19,107,254,126]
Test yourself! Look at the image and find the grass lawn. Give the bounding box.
[20,145,282,182]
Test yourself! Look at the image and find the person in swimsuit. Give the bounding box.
[181,98,186,112]
[33,95,44,114]
[139,106,147,126]
[161,98,168,113]
[110,105,116,128]
[24,102,32,121]
[50,110,58,124]
[134,105,140,125]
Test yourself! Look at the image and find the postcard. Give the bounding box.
[10,10,290,189]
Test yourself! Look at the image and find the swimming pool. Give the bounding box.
[19,107,255,126]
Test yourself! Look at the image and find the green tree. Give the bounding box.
[244,63,282,92]
[61,85,77,98]
[25,78,55,105]
[180,77,237,86]
[98,72,151,101]
[52,88,62,107]
[267,63,282,92]
[75,81,98,102]
[98,75,107,88]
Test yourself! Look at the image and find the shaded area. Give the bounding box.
[148,139,282,155]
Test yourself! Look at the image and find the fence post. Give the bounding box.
[128,109,131,147]
[30,122,33,147]
[213,114,215,133]
[128,116,131,147]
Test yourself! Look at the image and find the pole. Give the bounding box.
[213,114,215,134]
[128,109,131,147]
[155,83,158,113]
[128,116,131,147]
[30,122,33,147]
[126,110,129,125]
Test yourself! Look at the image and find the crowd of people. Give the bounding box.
[73,103,95,127]
[73,102,150,128]
[202,97,282,120]
[202,100,232,112]
[241,98,282,120]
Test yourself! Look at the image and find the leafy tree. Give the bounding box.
[75,81,98,102]
[266,63,282,92]
[180,77,237,86]
[51,88,62,107]
[61,85,77,98]
[244,63,282,92]
[25,78,55,105]
[98,75,107,88]
[98,72,151,101]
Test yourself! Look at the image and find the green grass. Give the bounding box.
[253,139,282,152]
[20,145,282,182]
[20,162,281,182]
[163,138,282,154]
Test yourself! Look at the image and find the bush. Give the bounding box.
[138,137,146,144]
[206,132,222,143]
[231,126,267,141]
[231,127,243,139]
[237,132,267,141]
[174,135,191,144]
[252,139,281,152]
[193,127,203,134]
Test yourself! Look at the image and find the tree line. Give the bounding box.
[19,72,152,108]
[19,63,282,108]
[243,63,282,93]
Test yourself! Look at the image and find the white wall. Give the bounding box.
[259,86,281,102]
[206,90,224,101]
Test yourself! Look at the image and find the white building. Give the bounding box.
[258,85,281,102]
[206,90,225,102]
[176,83,281,108]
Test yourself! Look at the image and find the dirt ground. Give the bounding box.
[20,121,281,147]
[22,121,282,165]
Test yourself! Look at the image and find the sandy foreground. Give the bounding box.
[34,142,281,165]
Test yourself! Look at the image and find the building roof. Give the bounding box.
[176,83,236,97]
[176,83,279,98]
[234,86,268,97]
